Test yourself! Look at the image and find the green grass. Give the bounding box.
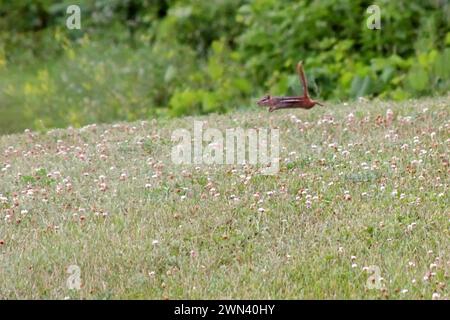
[0,96,448,299]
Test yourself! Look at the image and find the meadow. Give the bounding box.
[0,96,448,299]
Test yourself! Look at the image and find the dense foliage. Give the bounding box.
[0,0,449,134]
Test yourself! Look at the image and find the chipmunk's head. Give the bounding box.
[257,95,272,107]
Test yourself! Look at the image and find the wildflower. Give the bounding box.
[343,191,351,201]
[305,200,312,209]
[406,222,417,232]
[432,292,440,300]
[423,272,431,282]
[347,113,355,124]
[99,182,107,192]
[152,240,159,245]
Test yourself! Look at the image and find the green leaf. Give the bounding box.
[406,65,429,92]
[350,75,371,98]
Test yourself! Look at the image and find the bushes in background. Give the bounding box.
[0,0,449,134]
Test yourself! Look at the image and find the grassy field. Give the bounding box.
[0,96,448,299]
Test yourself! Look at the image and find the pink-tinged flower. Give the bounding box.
[120,173,127,181]
[145,183,151,189]
[257,207,265,213]
[190,250,198,258]
[305,200,312,209]
[343,191,351,201]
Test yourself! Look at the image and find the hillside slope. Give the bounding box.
[0,96,448,299]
